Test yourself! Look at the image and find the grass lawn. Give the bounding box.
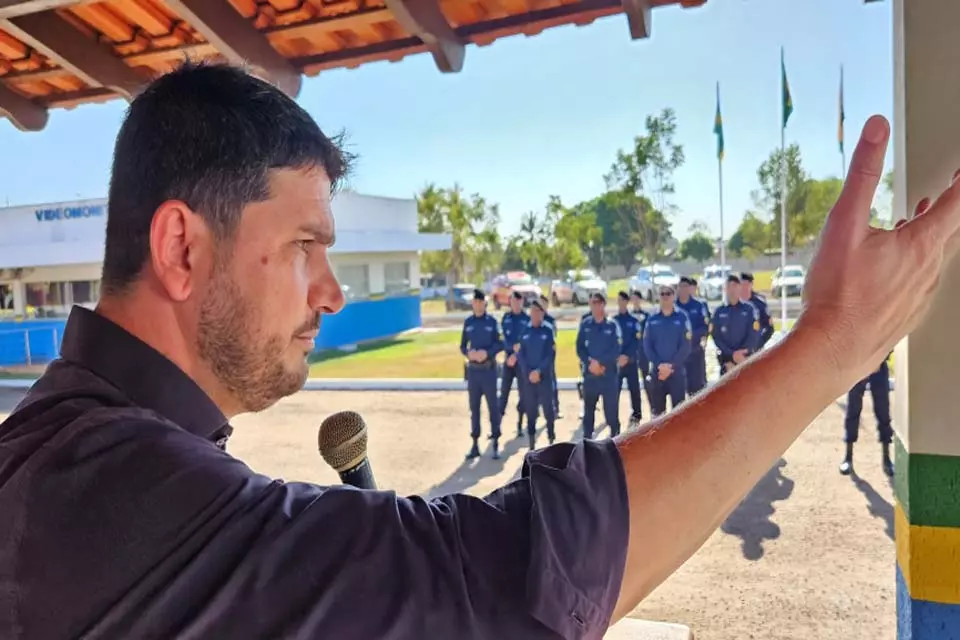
[309,329,584,379]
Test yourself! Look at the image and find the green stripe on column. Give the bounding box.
[894,435,960,528]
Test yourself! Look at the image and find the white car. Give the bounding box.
[567,269,607,305]
[771,265,806,298]
[698,264,732,301]
[628,264,681,301]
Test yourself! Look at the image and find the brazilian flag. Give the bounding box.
[714,82,724,161]
[781,47,793,128]
[838,65,845,154]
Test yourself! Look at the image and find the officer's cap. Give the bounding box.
[630,289,643,298]
[679,276,695,286]
[530,299,545,312]
[511,291,523,301]
[617,290,630,301]
[740,272,755,282]
[689,277,698,286]
[726,274,741,284]
[473,288,486,301]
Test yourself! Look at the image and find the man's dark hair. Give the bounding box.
[102,62,351,295]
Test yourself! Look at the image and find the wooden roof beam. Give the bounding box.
[621,0,651,39]
[384,0,464,73]
[1,10,145,98]
[163,0,302,97]
[0,81,47,131]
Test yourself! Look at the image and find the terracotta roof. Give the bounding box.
[0,0,705,132]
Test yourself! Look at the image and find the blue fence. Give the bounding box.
[0,295,422,367]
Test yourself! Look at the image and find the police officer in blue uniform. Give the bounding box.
[676,276,710,395]
[643,285,692,416]
[711,275,760,375]
[459,289,504,460]
[576,308,592,419]
[539,294,562,419]
[840,353,894,477]
[630,291,651,386]
[740,272,774,350]
[576,293,623,438]
[613,291,643,428]
[499,291,530,437]
[518,299,557,450]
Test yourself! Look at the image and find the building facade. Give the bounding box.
[0,192,449,366]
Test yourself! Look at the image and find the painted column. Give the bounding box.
[893,0,960,637]
[11,280,25,317]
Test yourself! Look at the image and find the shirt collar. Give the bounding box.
[59,306,230,446]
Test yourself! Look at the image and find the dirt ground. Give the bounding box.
[0,388,896,639]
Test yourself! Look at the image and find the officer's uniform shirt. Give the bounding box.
[501,310,531,358]
[747,292,774,347]
[613,312,641,362]
[677,297,711,350]
[631,308,650,363]
[542,311,557,337]
[642,309,693,369]
[711,301,760,361]
[517,322,556,376]
[576,315,623,375]
[460,313,503,367]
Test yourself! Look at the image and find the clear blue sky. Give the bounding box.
[0,0,893,240]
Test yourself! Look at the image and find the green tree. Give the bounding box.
[678,232,715,267]
[539,195,588,275]
[753,144,807,251]
[794,177,842,244]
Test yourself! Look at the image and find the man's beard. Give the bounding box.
[197,267,309,413]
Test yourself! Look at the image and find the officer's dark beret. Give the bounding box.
[473,289,486,301]
[618,290,630,301]
[726,274,741,284]
[511,291,523,301]
[590,292,606,303]
[741,272,755,282]
[530,299,544,311]
[630,289,643,298]
[689,277,698,286]
[679,276,695,286]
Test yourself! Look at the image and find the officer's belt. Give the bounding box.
[467,361,496,370]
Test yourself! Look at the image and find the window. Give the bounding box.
[71,280,100,305]
[337,265,370,300]
[384,261,411,295]
[22,280,102,317]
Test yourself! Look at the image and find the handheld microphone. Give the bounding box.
[318,410,377,490]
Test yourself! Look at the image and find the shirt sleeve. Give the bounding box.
[55,420,629,640]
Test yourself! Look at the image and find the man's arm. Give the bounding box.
[594,323,622,370]
[575,324,588,364]
[669,321,692,369]
[459,322,470,357]
[490,322,505,358]
[642,324,660,368]
[745,306,761,353]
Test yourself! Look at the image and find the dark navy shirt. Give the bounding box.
[712,301,760,360]
[746,293,774,348]
[501,310,531,356]
[576,316,623,376]
[642,309,692,369]
[677,297,710,351]
[613,312,641,364]
[517,322,557,377]
[0,307,630,639]
[460,312,504,364]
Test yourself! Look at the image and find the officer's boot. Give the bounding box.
[839,443,854,475]
[491,438,500,460]
[516,417,523,439]
[547,421,556,446]
[882,443,894,477]
[465,438,480,461]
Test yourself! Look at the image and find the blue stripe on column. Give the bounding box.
[898,564,960,639]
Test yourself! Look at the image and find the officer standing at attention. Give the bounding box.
[539,294,563,420]
[712,275,760,375]
[643,286,692,416]
[740,272,774,350]
[630,290,651,386]
[840,353,895,477]
[517,300,558,450]
[613,291,644,428]
[576,307,592,419]
[676,276,711,395]
[576,293,623,439]
[499,291,530,437]
[459,289,504,460]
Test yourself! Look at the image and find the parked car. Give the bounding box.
[628,264,681,301]
[549,279,575,306]
[491,271,542,309]
[549,269,607,306]
[450,283,477,310]
[698,264,732,301]
[771,265,806,298]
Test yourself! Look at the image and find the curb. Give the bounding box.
[0,377,896,392]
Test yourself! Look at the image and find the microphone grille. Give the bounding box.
[318,410,368,473]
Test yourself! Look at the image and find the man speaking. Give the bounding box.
[1,63,958,639]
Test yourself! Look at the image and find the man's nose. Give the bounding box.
[309,261,345,315]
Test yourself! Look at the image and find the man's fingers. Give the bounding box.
[915,197,932,218]
[824,115,890,240]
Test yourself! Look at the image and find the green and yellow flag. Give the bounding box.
[781,47,793,129]
[714,82,724,161]
[838,65,845,154]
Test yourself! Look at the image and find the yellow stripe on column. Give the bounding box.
[896,501,960,605]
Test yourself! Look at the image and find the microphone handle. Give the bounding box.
[339,458,377,490]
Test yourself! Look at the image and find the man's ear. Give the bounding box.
[148,200,213,302]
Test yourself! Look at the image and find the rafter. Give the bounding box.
[162,0,301,97]
[0,81,47,131]
[384,0,464,73]
[1,10,145,97]
[621,0,651,39]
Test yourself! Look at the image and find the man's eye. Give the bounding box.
[296,239,315,252]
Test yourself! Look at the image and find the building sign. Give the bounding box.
[34,204,105,222]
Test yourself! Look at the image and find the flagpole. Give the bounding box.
[716,81,727,305]
[779,49,788,331]
[840,65,846,178]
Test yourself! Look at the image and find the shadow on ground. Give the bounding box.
[851,473,895,542]
[720,457,795,561]
[307,337,411,365]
